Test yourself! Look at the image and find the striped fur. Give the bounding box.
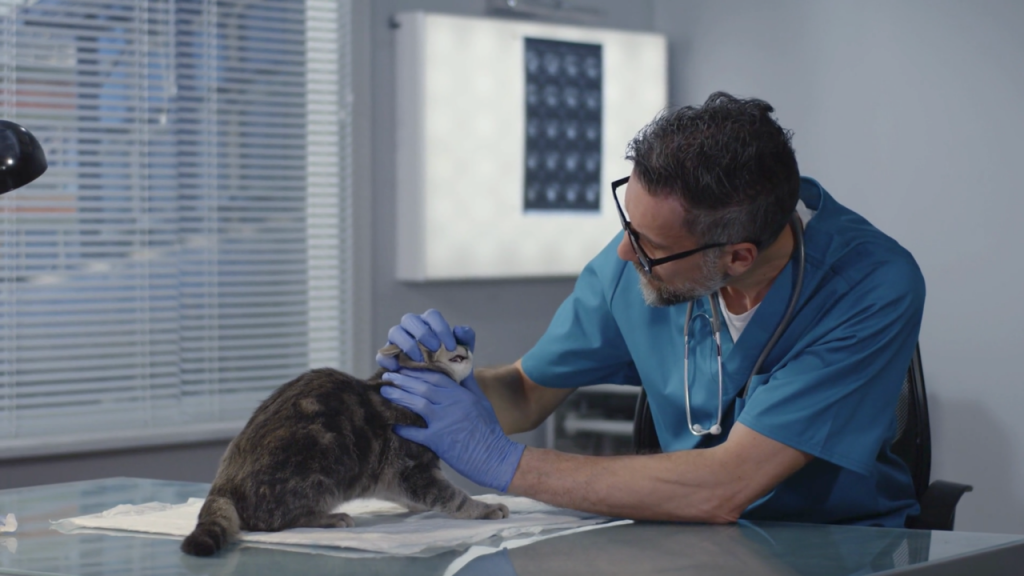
[180,344,508,556]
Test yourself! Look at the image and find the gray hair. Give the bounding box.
[626,92,801,248]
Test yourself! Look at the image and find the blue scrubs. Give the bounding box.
[521,177,924,527]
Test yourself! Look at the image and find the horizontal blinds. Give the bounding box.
[0,0,351,449]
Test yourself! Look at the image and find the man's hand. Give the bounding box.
[376,309,524,490]
[377,309,474,370]
[381,367,525,492]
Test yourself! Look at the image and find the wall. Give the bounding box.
[1,0,656,492]
[365,0,656,376]
[366,0,657,492]
[0,442,228,489]
[1,0,380,490]
[652,0,1024,534]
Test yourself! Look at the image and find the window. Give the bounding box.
[0,0,353,456]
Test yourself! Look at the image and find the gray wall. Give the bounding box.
[364,0,656,376]
[651,0,1024,534]
[365,0,656,491]
[0,0,655,492]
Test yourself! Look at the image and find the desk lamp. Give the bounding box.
[0,120,47,194]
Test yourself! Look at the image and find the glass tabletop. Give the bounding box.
[0,477,1021,576]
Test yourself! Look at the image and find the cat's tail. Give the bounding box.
[181,495,241,556]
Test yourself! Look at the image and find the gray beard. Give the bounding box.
[634,251,729,307]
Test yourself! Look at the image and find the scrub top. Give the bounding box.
[521,177,924,527]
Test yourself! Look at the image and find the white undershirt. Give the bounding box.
[719,200,816,342]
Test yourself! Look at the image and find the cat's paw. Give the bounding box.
[477,503,510,520]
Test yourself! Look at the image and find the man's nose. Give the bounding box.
[616,231,637,262]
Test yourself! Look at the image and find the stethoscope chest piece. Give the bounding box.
[691,423,722,435]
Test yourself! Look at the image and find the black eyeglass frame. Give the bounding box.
[611,175,740,275]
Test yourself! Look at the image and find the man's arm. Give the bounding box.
[382,354,813,515]
[507,423,813,523]
[475,360,574,435]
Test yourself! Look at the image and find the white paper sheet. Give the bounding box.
[0,514,15,533]
[441,519,634,576]
[52,495,629,558]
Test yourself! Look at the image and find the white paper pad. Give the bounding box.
[52,495,629,557]
[0,514,15,533]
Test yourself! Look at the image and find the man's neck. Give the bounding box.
[719,222,796,315]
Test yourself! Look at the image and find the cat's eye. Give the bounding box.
[448,355,466,363]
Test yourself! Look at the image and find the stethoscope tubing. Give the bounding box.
[682,213,806,436]
[683,296,724,436]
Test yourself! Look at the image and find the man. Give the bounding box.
[379,92,924,527]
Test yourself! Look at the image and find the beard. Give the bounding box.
[635,250,730,307]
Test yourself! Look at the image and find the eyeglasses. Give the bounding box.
[611,175,727,275]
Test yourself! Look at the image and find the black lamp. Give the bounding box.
[0,120,47,194]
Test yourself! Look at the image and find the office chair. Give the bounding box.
[632,344,973,530]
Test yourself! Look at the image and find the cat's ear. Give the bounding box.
[378,344,402,359]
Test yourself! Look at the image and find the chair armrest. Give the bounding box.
[910,480,974,531]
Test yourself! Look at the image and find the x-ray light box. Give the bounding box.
[394,12,667,281]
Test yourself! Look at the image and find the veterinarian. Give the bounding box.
[379,92,925,528]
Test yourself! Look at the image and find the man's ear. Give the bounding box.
[378,343,402,358]
[724,242,758,276]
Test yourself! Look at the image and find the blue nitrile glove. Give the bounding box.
[380,362,524,493]
[376,309,465,371]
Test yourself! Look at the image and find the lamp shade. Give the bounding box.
[0,120,47,194]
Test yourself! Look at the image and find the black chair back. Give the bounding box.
[632,387,660,455]
[890,344,932,501]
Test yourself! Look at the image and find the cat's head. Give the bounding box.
[378,343,474,382]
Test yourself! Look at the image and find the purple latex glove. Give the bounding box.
[380,356,524,493]
[376,309,473,370]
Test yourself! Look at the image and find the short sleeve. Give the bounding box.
[521,244,639,389]
[737,257,926,476]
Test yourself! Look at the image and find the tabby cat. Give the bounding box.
[180,343,509,557]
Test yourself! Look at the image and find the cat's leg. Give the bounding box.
[396,464,509,520]
[245,478,357,531]
[401,501,431,513]
[293,511,355,529]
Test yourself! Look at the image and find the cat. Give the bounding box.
[180,343,509,557]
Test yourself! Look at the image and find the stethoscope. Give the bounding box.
[682,213,806,436]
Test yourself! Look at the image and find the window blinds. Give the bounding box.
[0,0,352,456]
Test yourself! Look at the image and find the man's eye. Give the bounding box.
[448,355,466,363]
